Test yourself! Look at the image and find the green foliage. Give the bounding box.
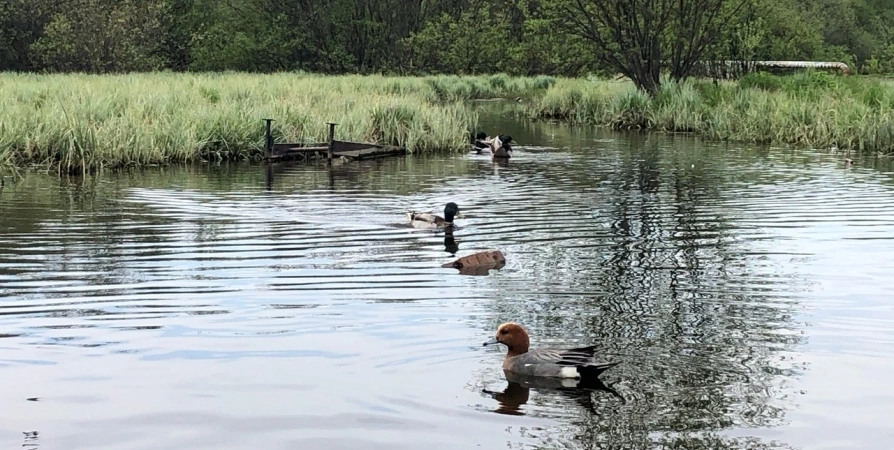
[0,73,498,173]
[29,0,163,73]
[532,75,557,90]
[739,73,784,91]
[739,71,893,102]
[529,76,894,154]
[4,71,894,175]
[422,74,555,101]
[1,0,893,75]
[402,10,512,75]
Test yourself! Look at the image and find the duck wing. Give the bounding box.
[525,345,598,366]
[407,212,444,225]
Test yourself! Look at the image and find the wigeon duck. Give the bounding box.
[483,322,619,379]
[406,202,460,229]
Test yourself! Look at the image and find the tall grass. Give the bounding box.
[0,72,556,174]
[529,72,894,154]
[4,70,890,175]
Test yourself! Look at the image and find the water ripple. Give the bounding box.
[1,116,893,449]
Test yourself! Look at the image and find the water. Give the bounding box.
[2,103,894,449]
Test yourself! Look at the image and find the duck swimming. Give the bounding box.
[472,131,490,154]
[491,135,513,159]
[407,202,460,229]
[483,322,619,379]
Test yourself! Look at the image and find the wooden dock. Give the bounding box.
[262,120,406,164]
[265,140,405,163]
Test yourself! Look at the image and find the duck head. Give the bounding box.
[483,322,530,356]
[444,202,460,223]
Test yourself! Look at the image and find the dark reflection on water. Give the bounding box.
[1,102,894,449]
[483,371,624,417]
[443,229,459,255]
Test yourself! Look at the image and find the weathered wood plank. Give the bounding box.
[273,142,328,150]
[266,145,329,162]
[272,145,329,153]
[337,147,407,160]
[265,139,406,162]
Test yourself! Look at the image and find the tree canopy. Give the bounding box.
[1,0,892,76]
[564,0,749,92]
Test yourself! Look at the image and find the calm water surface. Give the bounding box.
[2,105,894,449]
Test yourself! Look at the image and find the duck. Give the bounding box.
[483,322,619,379]
[406,202,460,229]
[491,135,513,159]
[472,131,490,154]
[442,250,505,276]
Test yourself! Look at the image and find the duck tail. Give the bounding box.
[577,361,620,379]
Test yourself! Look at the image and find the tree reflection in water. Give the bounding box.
[469,122,806,449]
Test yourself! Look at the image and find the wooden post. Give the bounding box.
[327,122,337,166]
[263,118,274,159]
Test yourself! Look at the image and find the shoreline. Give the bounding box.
[2,72,891,175]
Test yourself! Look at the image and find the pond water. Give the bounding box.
[1,102,894,449]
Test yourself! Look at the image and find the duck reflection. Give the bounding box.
[444,228,459,255]
[482,370,623,416]
[22,430,39,449]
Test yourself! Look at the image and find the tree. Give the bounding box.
[29,0,163,73]
[563,0,749,93]
[0,0,56,71]
[3,0,894,76]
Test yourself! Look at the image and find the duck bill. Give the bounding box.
[482,337,499,346]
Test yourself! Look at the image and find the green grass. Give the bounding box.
[3,70,891,175]
[528,72,894,154]
[0,72,559,174]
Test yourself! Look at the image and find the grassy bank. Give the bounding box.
[0,72,557,174]
[529,72,894,154]
[3,71,891,175]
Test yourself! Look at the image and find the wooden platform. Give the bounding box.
[265,140,406,163]
[333,141,406,160]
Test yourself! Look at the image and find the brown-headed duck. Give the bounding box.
[483,322,619,379]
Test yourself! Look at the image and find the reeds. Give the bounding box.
[528,72,894,154]
[0,72,555,174]
[4,70,890,175]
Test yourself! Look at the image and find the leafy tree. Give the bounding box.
[561,0,749,93]
[0,0,55,71]
[403,10,514,74]
[30,0,163,73]
[0,0,892,76]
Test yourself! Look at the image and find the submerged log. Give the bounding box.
[442,250,506,276]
